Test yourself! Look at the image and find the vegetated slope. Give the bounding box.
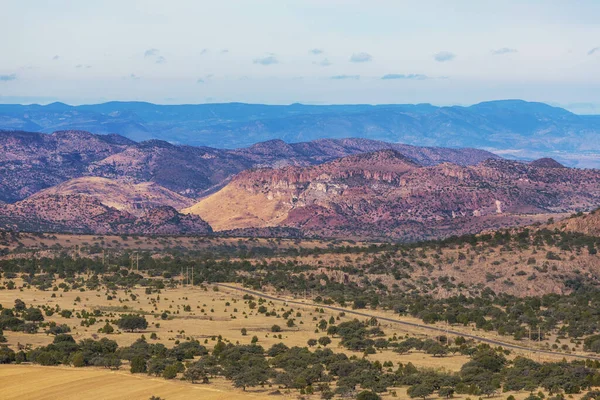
[553,208,600,237]
[30,177,195,216]
[188,151,600,240]
[0,130,499,203]
[1,100,599,166]
[0,194,212,235]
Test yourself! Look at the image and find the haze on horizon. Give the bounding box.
[2,0,600,113]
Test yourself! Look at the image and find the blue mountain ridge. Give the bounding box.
[1,99,599,167]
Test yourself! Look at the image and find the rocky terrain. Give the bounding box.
[187,150,600,240]
[2,130,599,240]
[0,130,498,203]
[0,194,212,235]
[553,207,600,237]
[30,177,195,216]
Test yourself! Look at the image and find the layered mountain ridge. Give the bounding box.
[186,151,600,240]
[2,99,600,167]
[0,130,499,203]
[1,130,599,239]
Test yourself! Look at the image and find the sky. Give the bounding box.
[1,0,600,112]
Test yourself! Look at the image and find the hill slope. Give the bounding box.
[31,177,195,216]
[188,153,600,240]
[0,194,212,235]
[553,208,600,237]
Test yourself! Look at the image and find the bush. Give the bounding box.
[357,391,381,400]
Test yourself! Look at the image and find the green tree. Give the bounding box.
[184,363,209,384]
[357,391,381,400]
[162,364,179,379]
[130,355,147,373]
[439,387,455,399]
[71,352,85,367]
[116,315,148,332]
[24,308,44,322]
[408,383,434,400]
[100,322,114,334]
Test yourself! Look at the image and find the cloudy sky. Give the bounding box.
[2,0,600,112]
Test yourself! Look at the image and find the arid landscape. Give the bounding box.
[1,130,599,241]
[4,2,600,399]
[2,210,600,399]
[1,132,600,400]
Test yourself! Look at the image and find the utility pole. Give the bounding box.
[528,326,532,358]
[181,267,184,287]
[136,252,139,272]
[538,326,542,362]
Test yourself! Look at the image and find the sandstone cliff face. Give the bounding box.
[188,152,600,240]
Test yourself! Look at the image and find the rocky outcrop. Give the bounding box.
[188,151,600,240]
[30,177,195,216]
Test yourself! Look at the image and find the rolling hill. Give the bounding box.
[0,194,212,235]
[30,177,195,216]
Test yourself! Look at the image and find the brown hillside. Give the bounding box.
[553,208,600,236]
[0,194,211,235]
[187,151,600,240]
[31,177,195,216]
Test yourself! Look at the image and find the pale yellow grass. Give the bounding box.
[3,232,356,255]
[183,185,290,230]
[0,281,593,400]
[0,281,466,370]
[0,364,259,400]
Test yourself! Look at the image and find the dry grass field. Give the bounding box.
[0,364,257,400]
[1,277,595,400]
[2,225,600,399]
[0,363,589,400]
[0,280,470,368]
[0,231,361,255]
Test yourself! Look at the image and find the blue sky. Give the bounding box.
[1,0,600,112]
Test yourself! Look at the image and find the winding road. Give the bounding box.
[215,283,600,362]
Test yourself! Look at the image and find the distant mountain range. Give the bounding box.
[1,100,600,167]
